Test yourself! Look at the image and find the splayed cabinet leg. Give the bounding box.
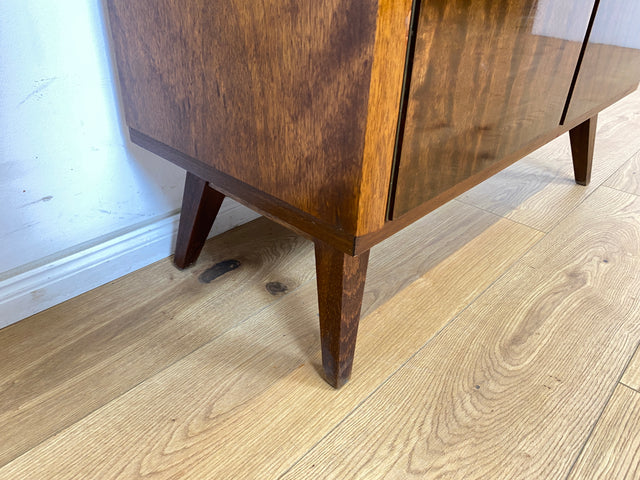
[174,171,225,269]
[314,240,370,388]
[569,115,597,186]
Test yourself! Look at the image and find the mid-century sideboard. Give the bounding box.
[106,0,640,387]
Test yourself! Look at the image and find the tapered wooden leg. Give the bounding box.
[314,240,370,388]
[174,171,225,269]
[569,115,597,186]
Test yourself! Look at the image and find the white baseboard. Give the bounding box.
[0,202,259,329]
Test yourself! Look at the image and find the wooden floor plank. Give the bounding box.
[283,186,640,480]
[621,347,640,391]
[606,149,640,197]
[0,217,316,466]
[0,217,542,480]
[459,89,640,232]
[0,199,505,468]
[2,92,638,480]
[568,385,640,480]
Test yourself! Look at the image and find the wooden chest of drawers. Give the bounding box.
[106,0,640,387]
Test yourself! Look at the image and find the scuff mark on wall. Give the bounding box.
[19,196,53,208]
[18,77,58,106]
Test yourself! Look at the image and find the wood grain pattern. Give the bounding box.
[621,347,640,391]
[570,115,597,186]
[315,241,369,387]
[284,186,640,479]
[356,0,413,235]
[0,218,316,467]
[564,0,640,124]
[0,217,542,479]
[174,172,225,269]
[3,89,640,476]
[129,108,591,257]
[109,0,640,254]
[129,129,359,255]
[106,0,378,234]
[459,89,640,232]
[355,102,617,252]
[568,385,640,479]
[0,198,503,468]
[392,0,595,217]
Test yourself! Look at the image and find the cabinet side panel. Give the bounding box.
[106,1,378,234]
[392,0,594,218]
[564,0,640,124]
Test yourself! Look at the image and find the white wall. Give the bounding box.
[0,1,258,327]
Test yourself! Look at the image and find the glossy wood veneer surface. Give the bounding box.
[356,0,413,235]
[106,0,379,234]
[129,129,359,255]
[564,0,640,124]
[392,0,596,217]
[131,101,614,258]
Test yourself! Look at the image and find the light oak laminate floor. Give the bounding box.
[1,90,639,479]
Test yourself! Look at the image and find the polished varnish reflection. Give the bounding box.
[392,0,596,217]
[564,0,640,123]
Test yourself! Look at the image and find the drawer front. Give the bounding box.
[563,0,640,124]
[391,0,595,218]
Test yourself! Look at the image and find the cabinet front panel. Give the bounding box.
[564,0,640,124]
[391,0,595,218]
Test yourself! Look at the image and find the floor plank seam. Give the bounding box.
[453,198,548,233]
[600,184,640,199]
[619,381,640,395]
[538,180,614,235]
[1,243,442,472]
[599,143,640,190]
[282,184,635,479]
[275,378,392,479]
[456,144,640,235]
[5,110,640,476]
[277,227,549,479]
[563,390,619,479]
[619,337,640,395]
[564,338,640,479]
